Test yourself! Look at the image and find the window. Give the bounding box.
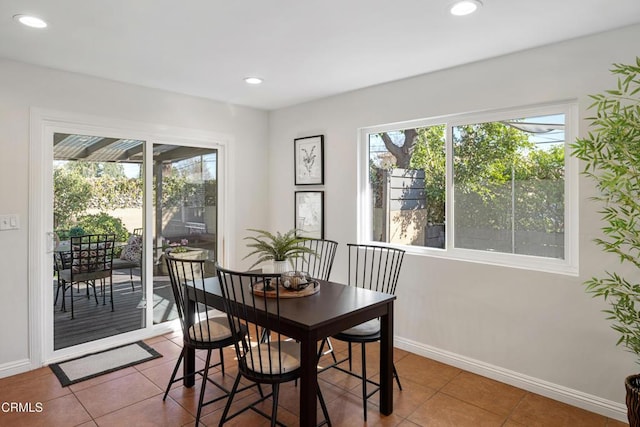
[360,103,577,274]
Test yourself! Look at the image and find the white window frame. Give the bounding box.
[358,101,578,275]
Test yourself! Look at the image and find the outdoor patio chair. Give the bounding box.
[57,234,115,319]
[112,233,143,290]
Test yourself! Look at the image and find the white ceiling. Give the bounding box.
[1,1,639,110]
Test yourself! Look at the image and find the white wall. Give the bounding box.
[268,24,640,418]
[0,59,269,370]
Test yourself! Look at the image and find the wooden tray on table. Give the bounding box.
[251,280,320,298]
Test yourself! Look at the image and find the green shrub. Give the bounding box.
[68,226,85,237]
[75,212,129,242]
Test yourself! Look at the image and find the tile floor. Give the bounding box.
[0,332,629,426]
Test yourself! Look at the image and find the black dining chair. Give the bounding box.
[291,238,338,281]
[291,238,339,358]
[162,253,247,426]
[216,265,332,427]
[319,243,405,421]
[57,233,116,319]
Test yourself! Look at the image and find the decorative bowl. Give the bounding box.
[281,271,311,291]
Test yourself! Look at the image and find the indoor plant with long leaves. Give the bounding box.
[243,228,316,272]
[571,57,640,426]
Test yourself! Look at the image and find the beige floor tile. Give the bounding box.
[440,371,526,416]
[166,371,247,418]
[74,371,162,418]
[161,330,183,341]
[0,367,52,387]
[0,394,91,427]
[367,374,438,418]
[394,354,461,390]
[407,392,506,427]
[324,390,404,426]
[143,335,170,345]
[508,393,608,427]
[94,395,194,427]
[606,419,629,426]
[256,378,347,417]
[198,392,272,426]
[1,371,71,404]
[136,356,214,392]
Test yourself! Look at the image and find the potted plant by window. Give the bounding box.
[244,228,315,273]
[571,57,640,426]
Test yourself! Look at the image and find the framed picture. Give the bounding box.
[295,191,324,239]
[294,135,324,185]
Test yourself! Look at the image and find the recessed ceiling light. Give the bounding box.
[13,14,47,28]
[244,77,263,85]
[450,0,482,16]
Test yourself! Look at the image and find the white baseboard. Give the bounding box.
[395,336,627,422]
[0,358,34,379]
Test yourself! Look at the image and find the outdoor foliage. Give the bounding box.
[159,175,216,209]
[410,125,447,224]
[89,175,142,209]
[53,168,93,229]
[54,160,216,221]
[453,123,564,234]
[63,161,126,178]
[74,212,130,243]
[570,57,640,360]
[374,122,565,231]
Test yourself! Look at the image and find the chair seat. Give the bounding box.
[111,258,139,270]
[188,317,233,342]
[340,318,380,336]
[245,340,300,375]
[59,268,111,283]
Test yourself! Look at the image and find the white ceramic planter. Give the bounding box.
[273,260,290,274]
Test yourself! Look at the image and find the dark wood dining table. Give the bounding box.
[184,276,396,426]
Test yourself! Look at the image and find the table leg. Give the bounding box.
[183,299,195,387]
[299,337,318,426]
[380,300,394,415]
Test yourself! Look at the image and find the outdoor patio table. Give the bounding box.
[184,276,396,426]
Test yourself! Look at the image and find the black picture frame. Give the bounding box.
[295,191,324,239]
[294,135,324,185]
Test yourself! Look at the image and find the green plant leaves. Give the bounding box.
[570,57,640,361]
[243,228,317,270]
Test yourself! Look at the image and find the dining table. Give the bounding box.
[184,276,396,426]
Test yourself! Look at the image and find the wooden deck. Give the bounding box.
[53,269,178,350]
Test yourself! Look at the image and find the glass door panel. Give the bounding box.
[53,133,145,349]
[152,144,218,325]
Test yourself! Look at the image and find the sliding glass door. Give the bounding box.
[51,134,218,350]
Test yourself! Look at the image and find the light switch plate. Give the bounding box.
[0,214,19,231]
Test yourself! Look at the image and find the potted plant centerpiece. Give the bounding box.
[244,228,315,274]
[571,57,640,426]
